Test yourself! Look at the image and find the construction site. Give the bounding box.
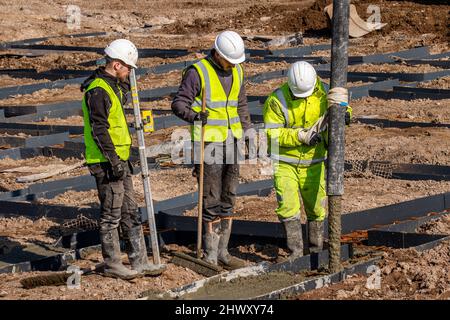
[0,0,449,302]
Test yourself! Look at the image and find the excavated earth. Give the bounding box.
[0,0,449,300]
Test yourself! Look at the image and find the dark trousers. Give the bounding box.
[194,142,241,222]
[88,161,141,235]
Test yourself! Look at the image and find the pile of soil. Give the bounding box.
[417,76,450,89]
[417,214,450,235]
[297,241,450,300]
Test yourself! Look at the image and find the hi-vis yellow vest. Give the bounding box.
[190,59,244,142]
[82,78,131,164]
[263,79,328,166]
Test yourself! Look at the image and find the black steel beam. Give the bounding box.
[349,79,400,99]
[0,122,84,134]
[0,32,108,49]
[356,117,450,129]
[393,86,450,95]
[0,132,70,159]
[367,230,448,249]
[369,89,450,100]
[348,46,430,64]
[0,77,84,99]
[0,174,94,201]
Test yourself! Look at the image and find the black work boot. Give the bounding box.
[100,228,139,280]
[281,216,304,259]
[217,218,246,270]
[308,220,324,254]
[203,220,220,265]
[124,226,166,276]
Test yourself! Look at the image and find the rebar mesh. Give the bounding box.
[62,214,99,233]
[369,161,395,179]
[345,159,395,179]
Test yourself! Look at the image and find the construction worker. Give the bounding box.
[263,61,351,258]
[171,30,252,269]
[81,39,165,280]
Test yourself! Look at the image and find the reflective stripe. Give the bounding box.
[192,100,238,109]
[207,119,228,126]
[275,88,290,127]
[265,122,284,129]
[271,154,326,165]
[196,61,211,105]
[207,117,241,126]
[193,61,239,109]
[229,116,240,125]
[236,64,243,87]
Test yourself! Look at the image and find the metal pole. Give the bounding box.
[327,0,349,273]
[129,68,161,265]
[196,88,206,259]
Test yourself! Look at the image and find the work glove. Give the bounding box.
[298,129,322,146]
[111,161,125,179]
[297,114,328,146]
[345,110,351,125]
[194,110,209,126]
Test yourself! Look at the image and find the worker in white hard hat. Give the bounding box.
[263,61,352,260]
[81,39,165,280]
[171,30,252,270]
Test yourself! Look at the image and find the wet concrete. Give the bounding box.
[177,271,306,300]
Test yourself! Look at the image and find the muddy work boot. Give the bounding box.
[203,220,221,265]
[281,216,304,259]
[124,226,166,276]
[100,228,139,280]
[217,218,246,270]
[308,220,324,254]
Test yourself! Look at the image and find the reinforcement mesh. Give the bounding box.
[62,214,99,233]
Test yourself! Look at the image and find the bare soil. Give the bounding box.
[296,241,450,300]
[352,97,450,124]
[0,252,203,300]
[417,214,450,235]
[346,125,450,165]
[0,156,88,191]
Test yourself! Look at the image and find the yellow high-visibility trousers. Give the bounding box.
[273,161,327,221]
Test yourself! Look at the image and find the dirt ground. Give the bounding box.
[297,215,450,300]
[0,0,449,300]
[0,156,88,191]
[0,249,203,300]
[297,240,450,300]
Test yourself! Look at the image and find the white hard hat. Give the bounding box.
[104,39,138,69]
[287,61,317,98]
[214,30,246,64]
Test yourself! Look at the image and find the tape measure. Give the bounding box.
[141,110,154,133]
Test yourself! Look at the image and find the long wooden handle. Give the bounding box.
[197,87,206,259]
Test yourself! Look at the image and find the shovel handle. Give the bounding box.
[197,87,207,259]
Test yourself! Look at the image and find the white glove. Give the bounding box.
[297,114,328,146]
[297,129,322,146]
